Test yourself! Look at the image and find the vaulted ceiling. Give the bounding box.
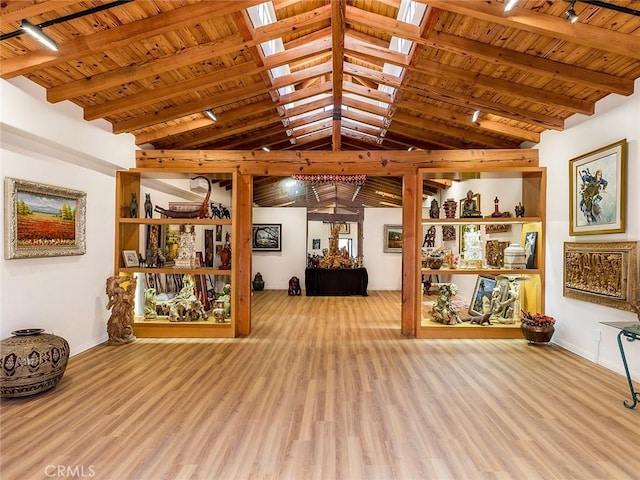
[2,0,639,208]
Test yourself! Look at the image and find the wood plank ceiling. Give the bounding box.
[2,0,640,209]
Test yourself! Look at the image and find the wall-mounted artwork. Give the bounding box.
[569,139,627,235]
[312,238,321,250]
[383,224,403,253]
[4,177,86,259]
[252,224,282,251]
[563,241,638,312]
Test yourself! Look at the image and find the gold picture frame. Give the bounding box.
[563,241,638,312]
[4,177,87,259]
[569,139,627,235]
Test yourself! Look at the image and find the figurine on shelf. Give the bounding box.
[423,226,436,248]
[129,193,138,218]
[490,197,510,218]
[144,193,153,218]
[105,275,137,345]
[143,288,158,319]
[430,283,462,325]
[429,199,440,219]
[515,202,525,218]
[166,274,208,322]
[219,232,231,270]
[461,190,481,217]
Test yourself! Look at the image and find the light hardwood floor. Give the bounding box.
[1,291,639,480]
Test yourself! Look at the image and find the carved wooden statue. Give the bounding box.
[105,275,137,345]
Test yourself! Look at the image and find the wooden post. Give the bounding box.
[235,171,253,336]
[402,171,418,337]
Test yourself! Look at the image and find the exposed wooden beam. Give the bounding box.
[0,1,262,78]
[345,6,633,96]
[113,62,332,133]
[134,99,279,145]
[46,33,248,103]
[426,0,640,61]
[135,149,540,176]
[391,112,520,149]
[345,38,593,115]
[332,0,346,151]
[403,81,564,131]
[427,31,634,96]
[394,99,540,144]
[0,1,79,24]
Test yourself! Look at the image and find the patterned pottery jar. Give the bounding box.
[0,329,70,398]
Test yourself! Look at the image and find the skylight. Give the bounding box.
[247,3,294,97]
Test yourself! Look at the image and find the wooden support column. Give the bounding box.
[235,171,253,336]
[401,171,418,337]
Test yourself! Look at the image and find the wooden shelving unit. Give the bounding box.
[416,167,546,339]
[114,169,240,338]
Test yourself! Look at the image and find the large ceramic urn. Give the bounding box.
[0,329,70,398]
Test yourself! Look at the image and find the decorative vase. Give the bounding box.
[252,272,265,291]
[521,324,555,344]
[426,254,444,269]
[503,243,526,269]
[212,300,226,323]
[0,329,70,398]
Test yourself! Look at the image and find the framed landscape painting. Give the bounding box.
[569,139,627,235]
[4,177,86,259]
[384,224,403,253]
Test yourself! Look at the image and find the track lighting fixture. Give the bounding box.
[471,110,481,123]
[503,0,519,12]
[204,109,217,122]
[565,2,579,23]
[21,20,58,51]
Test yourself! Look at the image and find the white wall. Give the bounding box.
[363,208,403,290]
[252,207,307,289]
[1,78,137,354]
[538,78,640,379]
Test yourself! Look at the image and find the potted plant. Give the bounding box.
[521,311,555,344]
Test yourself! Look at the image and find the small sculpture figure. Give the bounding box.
[219,232,231,270]
[143,288,158,319]
[461,190,481,217]
[105,275,137,345]
[422,226,436,248]
[430,283,462,325]
[469,313,491,325]
[515,202,525,218]
[429,199,440,219]
[288,276,302,296]
[488,278,519,324]
[166,274,208,322]
[144,193,153,218]
[129,193,138,218]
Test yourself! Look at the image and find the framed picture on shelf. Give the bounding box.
[524,231,537,269]
[469,275,496,316]
[569,139,627,235]
[4,177,86,259]
[122,250,139,267]
[252,224,282,251]
[312,238,321,250]
[383,224,403,253]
